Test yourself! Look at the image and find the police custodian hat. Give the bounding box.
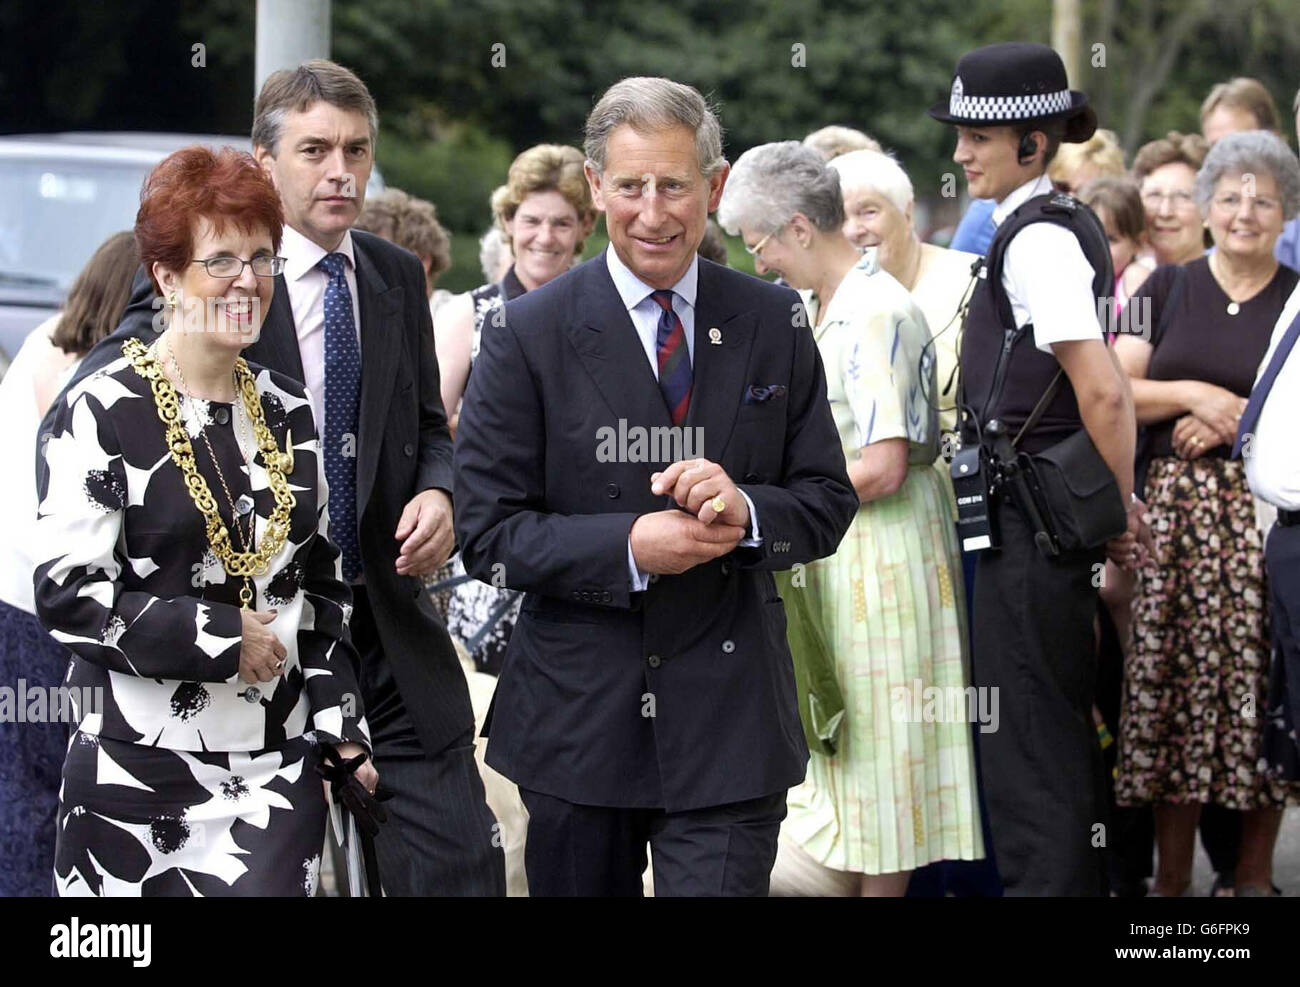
[928,41,1097,143]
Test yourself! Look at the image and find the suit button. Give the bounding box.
[213,407,230,425]
[403,443,414,457]
[647,653,662,668]
[605,483,620,499]
[721,640,735,653]
[648,574,659,584]
[743,472,761,483]
[720,561,732,576]
[243,687,261,703]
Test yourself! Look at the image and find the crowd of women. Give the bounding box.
[0,65,1297,896]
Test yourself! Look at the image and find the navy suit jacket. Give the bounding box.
[453,253,858,811]
[39,231,474,757]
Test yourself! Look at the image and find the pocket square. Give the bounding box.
[744,384,787,405]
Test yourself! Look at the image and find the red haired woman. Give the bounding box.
[35,147,376,896]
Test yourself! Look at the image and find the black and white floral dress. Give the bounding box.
[34,348,370,896]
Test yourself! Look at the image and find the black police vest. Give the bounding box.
[958,191,1113,455]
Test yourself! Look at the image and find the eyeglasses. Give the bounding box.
[190,255,287,278]
[744,224,785,258]
[1211,192,1281,213]
[1140,189,1196,210]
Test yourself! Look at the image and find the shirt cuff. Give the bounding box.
[738,489,761,546]
[627,538,651,592]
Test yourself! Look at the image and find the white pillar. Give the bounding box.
[256,0,331,94]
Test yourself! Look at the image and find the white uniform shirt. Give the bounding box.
[1244,279,1300,510]
[994,174,1105,352]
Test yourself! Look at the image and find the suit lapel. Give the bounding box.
[247,275,304,382]
[565,260,675,448]
[685,262,756,460]
[353,240,403,517]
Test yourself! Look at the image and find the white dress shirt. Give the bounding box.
[994,174,1105,352]
[602,247,760,589]
[279,224,362,432]
[1244,279,1300,510]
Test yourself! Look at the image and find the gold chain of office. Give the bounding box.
[124,337,296,606]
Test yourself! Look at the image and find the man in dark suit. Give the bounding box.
[39,61,504,896]
[454,76,858,896]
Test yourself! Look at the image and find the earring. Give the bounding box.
[167,291,178,309]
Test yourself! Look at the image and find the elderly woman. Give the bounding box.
[35,147,374,896]
[718,142,982,896]
[828,149,976,443]
[434,144,595,675]
[1113,130,1300,897]
[1133,131,1211,269]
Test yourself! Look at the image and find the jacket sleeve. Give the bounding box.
[296,417,371,752]
[33,385,244,682]
[732,298,859,571]
[408,251,456,499]
[453,308,640,609]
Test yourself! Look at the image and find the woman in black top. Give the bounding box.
[1113,131,1300,897]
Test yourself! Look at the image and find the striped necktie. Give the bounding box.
[651,289,692,425]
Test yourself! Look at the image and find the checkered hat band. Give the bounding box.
[950,89,1072,120]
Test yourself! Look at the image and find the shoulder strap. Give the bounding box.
[982,192,1115,433]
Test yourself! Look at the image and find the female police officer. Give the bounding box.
[930,42,1144,896]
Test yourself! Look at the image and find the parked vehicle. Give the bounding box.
[0,132,384,373]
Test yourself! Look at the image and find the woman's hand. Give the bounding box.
[320,742,379,805]
[1105,496,1153,572]
[1186,381,1246,442]
[1171,414,1225,459]
[239,608,286,683]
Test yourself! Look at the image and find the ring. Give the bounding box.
[1190,436,1201,446]
[710,496,726,514]
[274,659,285,671]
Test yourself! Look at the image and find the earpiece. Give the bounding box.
[1017,131,1037,165]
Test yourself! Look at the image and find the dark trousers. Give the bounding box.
[519,788,786,897]
[351,586,505,896]
[1264,523,1300,779]
[972,501,1109,896]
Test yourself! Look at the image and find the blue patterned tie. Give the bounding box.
[651,290,692,424]
[318,252,363,581]
[1233,307,1300,458]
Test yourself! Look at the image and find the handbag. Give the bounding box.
[1014,371,1127,552]
[773,570,844,756]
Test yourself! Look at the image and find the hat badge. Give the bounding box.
[951,75,964,100]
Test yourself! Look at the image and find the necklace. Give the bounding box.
[166,341,254,556]
[125,336,296,608]
[1210,252,1276,317]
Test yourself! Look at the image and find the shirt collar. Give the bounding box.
[500,264,528,301]
[992,174,1054,227]
[604,245,698,312]
[281,224,357,282]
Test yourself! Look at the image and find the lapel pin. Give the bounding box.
[708,327,722,345]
